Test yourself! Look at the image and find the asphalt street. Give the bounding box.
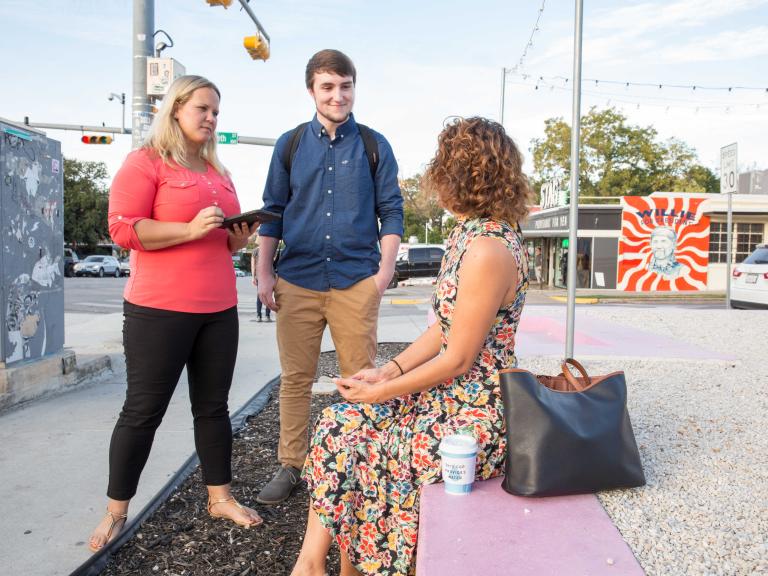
[63,276,727,315]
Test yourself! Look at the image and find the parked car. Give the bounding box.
[730,244,768,309]
[388,244,446,289]
[118,258,131,277]
[234,268,247,277]
[74,255,121,278]
[64,248,79,277]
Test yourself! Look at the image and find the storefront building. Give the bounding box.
[521,192,768,291]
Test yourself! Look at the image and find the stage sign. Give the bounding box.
[618,196,710,291]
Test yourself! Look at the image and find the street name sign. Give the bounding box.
[720,143,738,194]
[217,132,238,145]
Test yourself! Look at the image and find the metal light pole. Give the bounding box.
[108,92,126,134]
[132,0,154,149]
[499,67,508,125]
[565,0,584,359]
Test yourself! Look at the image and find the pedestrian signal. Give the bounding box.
[244,35,270,61]
[206,0,232,7]
[81,135,113,144]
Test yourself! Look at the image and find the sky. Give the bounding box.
[1,0,767,211]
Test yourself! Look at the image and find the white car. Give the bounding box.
[74,255,121,278]
[119,258,131,277]
[731,244,768,309]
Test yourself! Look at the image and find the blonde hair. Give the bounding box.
[143,75,228,176]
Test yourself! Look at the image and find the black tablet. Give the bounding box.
[222,209,281,230]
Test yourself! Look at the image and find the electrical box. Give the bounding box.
[146,57,187,97]
[0,119,64,365]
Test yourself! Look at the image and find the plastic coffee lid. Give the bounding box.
[439,434,478,455]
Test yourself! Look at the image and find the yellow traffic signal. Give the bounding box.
[81,135,113,144]
[206,0,233,7]
[244,35,270,61]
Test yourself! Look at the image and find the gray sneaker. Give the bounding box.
[256,465,302,504]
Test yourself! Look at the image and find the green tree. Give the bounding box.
[399,175,447,243]
[63,158,110,250]
[530,107,718,201]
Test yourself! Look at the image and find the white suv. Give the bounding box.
[731,244,768,309]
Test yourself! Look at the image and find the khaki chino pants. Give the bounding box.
[274,276,381,469]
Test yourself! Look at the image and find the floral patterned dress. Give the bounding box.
[303,218,528,576]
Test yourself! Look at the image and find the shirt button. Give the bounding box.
[328,189,332,194]
[214,201,219,206]
[326,257,331,261]
[326,212,331,217]
[212,190,217,194]
[118,215,123,220]
[330,144,333,149]
[328,166,333,171]
[326,235,330,239]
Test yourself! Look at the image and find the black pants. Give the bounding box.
[107,301,239,500]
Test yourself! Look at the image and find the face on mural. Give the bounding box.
[650,231,676,260]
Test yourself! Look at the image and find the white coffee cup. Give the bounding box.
[438,434,479,495]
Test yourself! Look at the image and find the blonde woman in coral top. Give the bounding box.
[88,75,260,553]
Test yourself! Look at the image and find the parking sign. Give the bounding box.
[720,143,738,194]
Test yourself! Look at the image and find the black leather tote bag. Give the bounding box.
[499,359,645,497]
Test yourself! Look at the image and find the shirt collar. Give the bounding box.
[310,113,358,141]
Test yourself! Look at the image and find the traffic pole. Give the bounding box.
[132,0,154,149]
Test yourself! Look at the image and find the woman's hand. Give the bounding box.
[334,377,388,404]
[350,366,390,384]
[228,221,259,252]
[186,206,225,241]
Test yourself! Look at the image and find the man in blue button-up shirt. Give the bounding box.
[255,49,403,505]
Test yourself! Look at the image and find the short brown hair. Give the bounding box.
[305,49,357,89]
[424,117,532,226]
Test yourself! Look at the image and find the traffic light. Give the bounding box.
[244,35,270,61]
[81,135,113,144]
[206,0,233,7]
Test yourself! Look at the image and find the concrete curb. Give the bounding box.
[0,351,112,413]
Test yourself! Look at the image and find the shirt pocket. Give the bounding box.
[156,179,200,205]
[335,159,366,219]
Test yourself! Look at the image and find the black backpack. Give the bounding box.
[280,122,380,180]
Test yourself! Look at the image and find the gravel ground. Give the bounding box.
[518,307,768,576]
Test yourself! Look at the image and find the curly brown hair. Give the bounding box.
[423,117,532,226]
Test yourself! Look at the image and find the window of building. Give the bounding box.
[709,222,764,263]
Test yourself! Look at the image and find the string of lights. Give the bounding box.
[509,0,546,73]
[507,80,767,114]
[511,72,768,93]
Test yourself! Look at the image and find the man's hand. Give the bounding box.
[372,266,394,295]
[257,269,279,311]
[186,206,224,241]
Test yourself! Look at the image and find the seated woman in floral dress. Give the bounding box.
[291,117,532,576]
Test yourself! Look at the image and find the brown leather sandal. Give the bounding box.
[207,496,262,528]
[88,509,128,553]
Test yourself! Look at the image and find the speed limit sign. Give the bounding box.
[720,143,738,194]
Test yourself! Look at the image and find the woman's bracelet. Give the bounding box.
[390,358,405,376]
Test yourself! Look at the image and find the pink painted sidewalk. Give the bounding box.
[417,477,644,576]
[514,311,733,360]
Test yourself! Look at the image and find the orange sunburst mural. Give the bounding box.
[618,196,710,291]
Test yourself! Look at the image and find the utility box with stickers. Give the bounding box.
[0,119,64,368]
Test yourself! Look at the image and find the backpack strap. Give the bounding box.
[280,122,309,174]
[356,123,379,180]
[281,121,379,181]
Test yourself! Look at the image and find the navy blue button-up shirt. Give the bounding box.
[260,114,404,291]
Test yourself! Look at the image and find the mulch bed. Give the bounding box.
[103,343,409,576]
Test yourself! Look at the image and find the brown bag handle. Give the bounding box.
[561,358,591,391]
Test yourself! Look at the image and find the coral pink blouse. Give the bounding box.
[108,148,241,313]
